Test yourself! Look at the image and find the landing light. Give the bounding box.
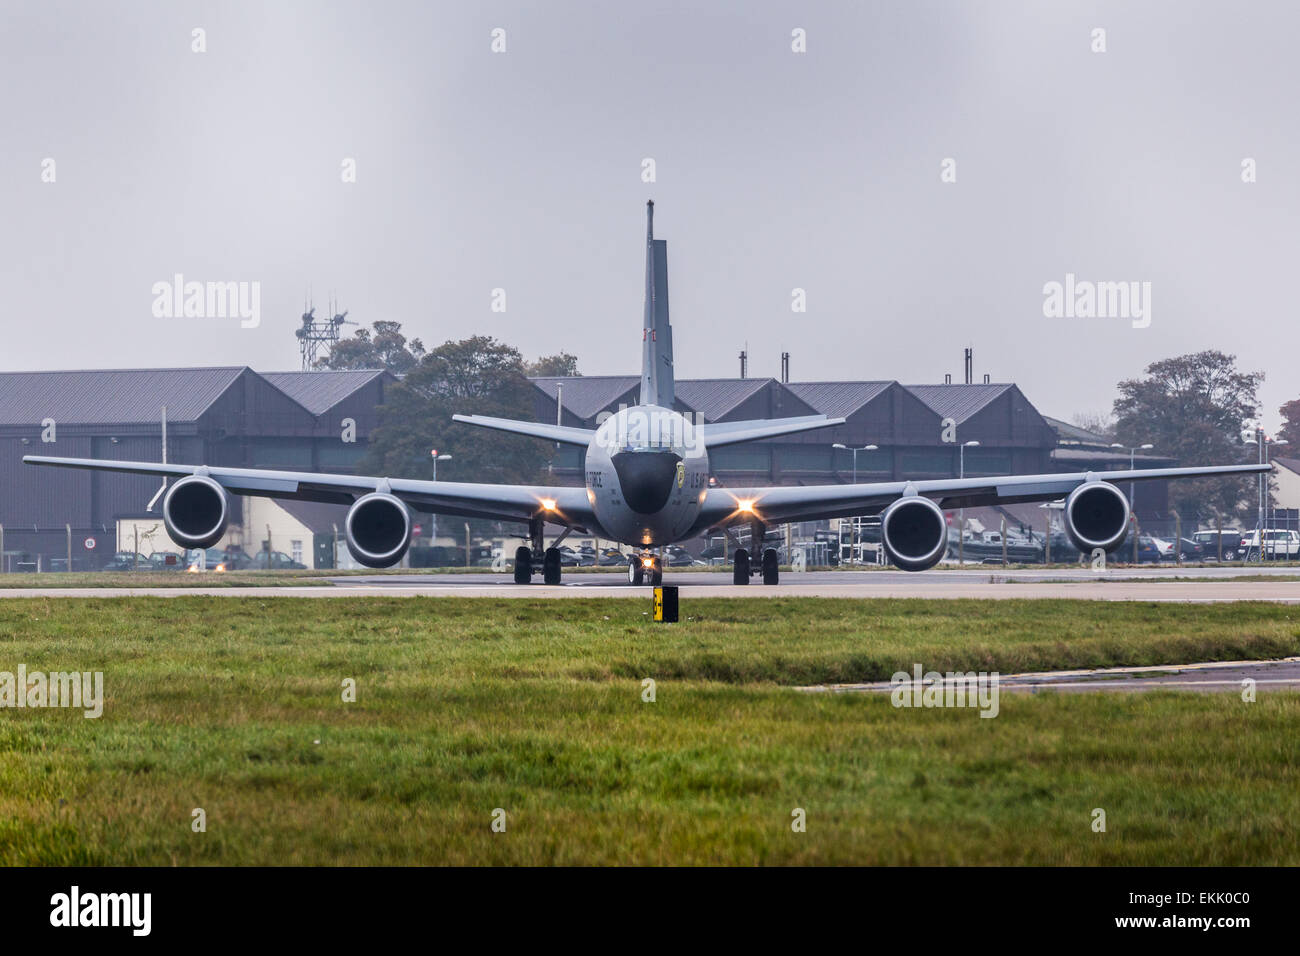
[642,557,654,568]
[540,498,557,512]
[737,499,755,513]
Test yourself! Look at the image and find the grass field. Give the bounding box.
[1,596,1298,865]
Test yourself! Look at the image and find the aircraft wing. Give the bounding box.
[698,463,1272,527]
[451,414,596,446]
[699,415,847,448]
[22,456,600,530]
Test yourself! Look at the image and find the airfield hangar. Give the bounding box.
[0,368,394,569]
[0,368,1172,569]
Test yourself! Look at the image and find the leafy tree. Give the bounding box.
[525,353,581,377]
[1279,398,1300,447]
[316,321,425,373]
[1112,350,1262,523]
[361,336,558,489]
[1069,411,1116,440]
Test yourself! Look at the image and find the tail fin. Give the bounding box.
[640,200,674,407]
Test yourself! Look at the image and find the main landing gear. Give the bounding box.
[730,547,781,585]
[627,553,662,586]
[513,517,566,585]
[732,518,780,585]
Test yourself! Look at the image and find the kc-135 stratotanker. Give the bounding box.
[24,203,1270,585]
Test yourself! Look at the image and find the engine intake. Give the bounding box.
[162,475,230,550]
[1064,481,1130,553]
[882,495,948,572]
[345,492,412,568]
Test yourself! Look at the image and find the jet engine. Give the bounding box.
[162,475,230,550]
[881,495,948,572]
[345,492,412,568]
[1063,481,1130,553]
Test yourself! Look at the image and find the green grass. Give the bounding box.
[1,597,1298,864]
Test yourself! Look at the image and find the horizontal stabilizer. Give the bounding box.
[451,414,596,446]
[700,415,846,448]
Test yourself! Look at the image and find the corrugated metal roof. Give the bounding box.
[674,378,773,421]
[1042,415,1114,447]
[0,367,246,425]
[263,370,387,416]
[531,376,639,418]
[904,383,1013,424]
[786,381,893,419]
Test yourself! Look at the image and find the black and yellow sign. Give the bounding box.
[652,585,679,623]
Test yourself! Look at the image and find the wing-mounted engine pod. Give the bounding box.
[161,474,229,550]
[1064,481,1131,553]
[881,495,948,572]
[345,492,412,568]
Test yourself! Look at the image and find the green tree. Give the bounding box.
[316,320,425,373]
[525,353,581,377]
[1279,398,1300,447]
[1112,350,1262,523]
[361,336,558,488]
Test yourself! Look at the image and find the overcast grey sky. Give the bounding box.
[2,0,1297,429]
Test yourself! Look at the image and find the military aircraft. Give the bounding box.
[24,202,1270,586]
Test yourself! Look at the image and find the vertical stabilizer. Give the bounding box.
[640,201,674,407]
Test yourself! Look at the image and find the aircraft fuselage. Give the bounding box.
[583,404,710,547]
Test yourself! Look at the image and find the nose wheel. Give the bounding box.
[628,554,662,586]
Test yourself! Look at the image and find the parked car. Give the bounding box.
[103,552,149,571]
[1136,535,1166,563]
[1160,537,1205,562]
[252,550,307,570]
[147,551,185,571]
[1240,529,1300,560]
[187,548,254,572]
[1192,530,1245,561]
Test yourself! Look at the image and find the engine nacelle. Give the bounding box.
[162,475,230,550]
[345,492,412,568]
[1064,481,1130,553]
[881,495,948,572]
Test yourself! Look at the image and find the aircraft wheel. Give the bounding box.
[649,556,663,586]
[543,547,562,585]
[627,557,645,586]
[762,548,779,585]
[733,548,750,585]
[513,546,532,584]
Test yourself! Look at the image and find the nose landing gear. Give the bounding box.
[628,553,662,586]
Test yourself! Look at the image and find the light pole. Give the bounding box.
[1247,430,1286,561]
[833,442,879,483]
[833,443,878,563]
[1112,442,1154,509]
[958,441,979,564]
[431,449,452,481]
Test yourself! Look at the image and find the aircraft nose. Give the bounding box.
[612,450,682,514]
